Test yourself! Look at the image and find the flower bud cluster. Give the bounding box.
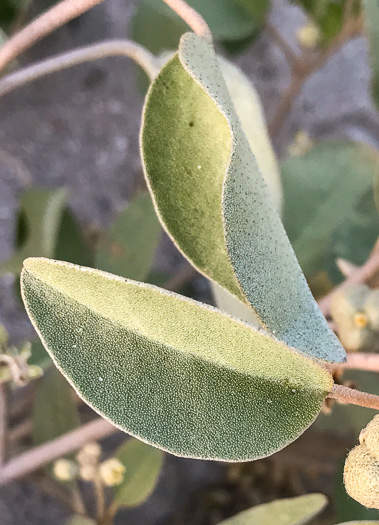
[331,284,379,352]
[53,442,126,487]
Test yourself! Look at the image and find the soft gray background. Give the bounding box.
[1,0,379,522]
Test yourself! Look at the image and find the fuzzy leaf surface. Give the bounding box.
[363,0,379,110]
[96,192,161,281]
[142,33,345,363]
[219,494,328,525]
[0,188,67,276]
[114,438,164,506]
[282,142,377,278]
[21,258,332,461]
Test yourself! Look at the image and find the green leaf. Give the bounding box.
[131,0,268,55]
[33,366,80,447]
[219,493,327,525]
[142,33,345,362]
[96,192,161,281]
[55,209,94,268]
[21,258,333,461]
[65,517,96,525]
[0,188,68,276]
[325,189,379,284]
[114,438,164,507]
[282,142,377,278]
[363,0,379,110]
[28,340,52,370]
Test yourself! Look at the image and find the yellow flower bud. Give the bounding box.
[79,464,97,482]
[77,442,101,466]
[296,22,321,49]
[287,130,314,157]
[99,458,126,486]
[53,459,78,482]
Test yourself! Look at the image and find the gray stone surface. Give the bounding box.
[1,0,379,523]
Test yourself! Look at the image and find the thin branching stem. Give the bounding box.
[0,40,160,98]
[328,352,379,374]
[0,417,117,485]
[319,238,379,317]
[162,0,212,40]
[0,0,105,73]
[329,384,379,411]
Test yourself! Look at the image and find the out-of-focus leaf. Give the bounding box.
[114,438,164,507]
[334,459,379,522]
[65,517,96,525]
[33,366,80,447]
[131,0,268,55]
[0,188,68,276]
[219,493,328,525]
[22,258,333,462]
[282,142,377,278]
[55,209,94,268]
[363,0,379,110]
[338,522,379,524]
[142,33,345,362]
[325,190,379,284]
[28,340,52,370]
[96,192,161,281]
[295,1,360,45]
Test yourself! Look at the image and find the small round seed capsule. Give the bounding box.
[344,444,379,508]
[331,284,370,328]
[359,415,379,459]
[365,290,379,331]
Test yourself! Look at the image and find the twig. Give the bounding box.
[0,417,117,485]
[163,265,197,291]
[8,419,33,442]
[94,473,106,522]
[0,384,8,465]
[265,22,298,68]
[162,0,212,41]
[0,39,160,98]
[0,0,105,73]
[328,383,379,410]
[319,239,379,317]
[328,352,379,374]
[268,15,363,137]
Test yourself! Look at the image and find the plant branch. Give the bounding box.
[328,383,379,410]
[319,238,379,317]
[0,417,117,485]
[328,352,379,374]
[162,0,212,40]
[0,39,160,97]
[268,15,363,137]
[0,0,105,73]
[265,22,298,68]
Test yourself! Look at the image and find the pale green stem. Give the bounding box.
[162,0,212,41]
[0,40,160,98]
[0,0,105,72]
